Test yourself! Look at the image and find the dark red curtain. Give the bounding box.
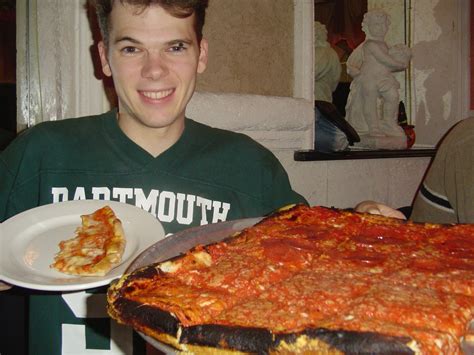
[314,0,367,56]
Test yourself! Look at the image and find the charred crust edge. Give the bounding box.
[181,324,273,353]
[274,328,415,354]
[112,299,179,336]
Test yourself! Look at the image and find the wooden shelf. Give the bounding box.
[294,148,437,161]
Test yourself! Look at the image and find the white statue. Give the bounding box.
[314,21,341,102]
[345,10,411,143]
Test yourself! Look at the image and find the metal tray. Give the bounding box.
[126,217,262,274]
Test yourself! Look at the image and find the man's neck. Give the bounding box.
[117,114,185,158]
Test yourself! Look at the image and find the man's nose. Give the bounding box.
[141,52,168,80]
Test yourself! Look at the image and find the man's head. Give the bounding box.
[95,1,209,154]
[93,0,208,48]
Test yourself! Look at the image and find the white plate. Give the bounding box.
[0,200,165,291]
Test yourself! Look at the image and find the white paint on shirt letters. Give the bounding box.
[196,196,212,225]
[50,187,231,227]
[134,188,159,215]
[92,187,110,200]
[176,193,195,225]
[73,187,86,200]
[52,187,69,202]
[112,188,133,203]
[157,191,175,222]
[212,201,230,223]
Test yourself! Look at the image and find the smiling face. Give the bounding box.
[98,3,208,153]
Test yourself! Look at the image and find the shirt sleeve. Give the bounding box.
[0,141,22,222]
[261,154,308,214]
[0,128,41,222]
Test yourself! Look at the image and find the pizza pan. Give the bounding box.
[126,216,262,273]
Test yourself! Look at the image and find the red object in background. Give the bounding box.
[402,125,416,149]
[314,0,367,51]
[397,101,415,148]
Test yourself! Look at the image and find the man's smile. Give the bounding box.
[140,89,174,100]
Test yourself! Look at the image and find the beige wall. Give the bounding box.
[196,0,294,97]
[411,0,470,146]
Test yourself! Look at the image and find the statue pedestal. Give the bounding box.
[353,135,407,150]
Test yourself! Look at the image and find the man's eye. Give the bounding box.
[121,47,139,54]
[169,43,187,52]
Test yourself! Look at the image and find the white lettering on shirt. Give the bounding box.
[196,196,212,225]
[212,201,231,223]
[52,187,69,202]
[176,193,195,225]
[50,187,230,227]
[134,188,158,215]
[73,187,86,200]
[112,188,133,203]
[92,187,110,200]
[62,292,132,354]
[157,191,175,222]
[62,323,131,354]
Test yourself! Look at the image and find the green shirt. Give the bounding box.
[0,110,306,355]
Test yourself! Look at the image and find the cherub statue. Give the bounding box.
[345,10,411,138]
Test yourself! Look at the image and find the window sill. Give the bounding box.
[294,148,437,161]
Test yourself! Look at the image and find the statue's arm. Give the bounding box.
[365,41,407,71]
[346,48,363,78]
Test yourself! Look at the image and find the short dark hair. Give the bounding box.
[92,0,209,47]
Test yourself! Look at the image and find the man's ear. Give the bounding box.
[197,38,208,74]
[98,41,112,77]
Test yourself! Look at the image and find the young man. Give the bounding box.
[0,1,306,354]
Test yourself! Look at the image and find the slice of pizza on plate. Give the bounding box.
[51,205,126,277]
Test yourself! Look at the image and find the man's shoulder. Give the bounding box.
[1,111,114,157]
[451,117,474,135]
[18,111,113,141]
[187,119,272,155]
[441,117,474,149]
[37,111,113,130]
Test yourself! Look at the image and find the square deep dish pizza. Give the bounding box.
[107,205,474,354]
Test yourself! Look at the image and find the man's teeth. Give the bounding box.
[142,89,173,99]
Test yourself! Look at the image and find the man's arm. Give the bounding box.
[0,153,15,291]
[0,132,36,291]
[262,154,308,213]
[354,200,406,219]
